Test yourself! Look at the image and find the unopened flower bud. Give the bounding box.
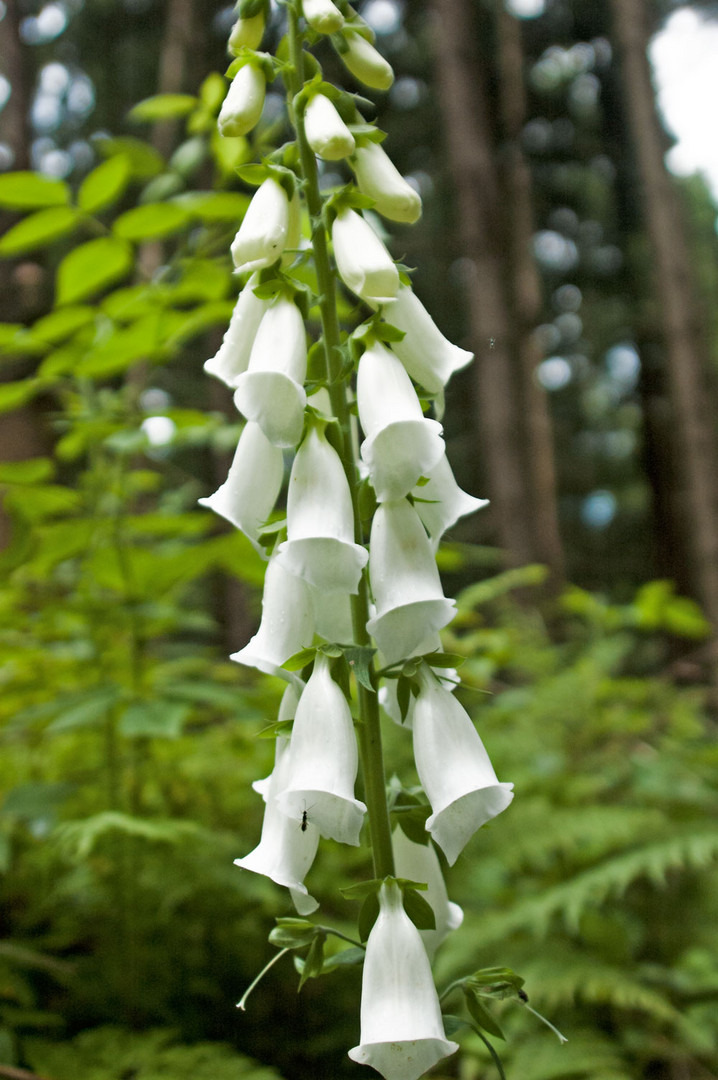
[305,93,356,161]
[338,31,394,92]
[302,0,344,34]
[228,11,265,53]
[332,208,399,304]
[218,62,266,138]
[352,141,422,224]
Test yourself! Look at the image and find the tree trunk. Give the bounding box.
[610,0,718,638]
[431,0,535,569]
[496,4,565,584]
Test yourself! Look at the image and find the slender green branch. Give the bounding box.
[237,947,291,1011]
[284,1,394,880]
[474,1029,507,1080]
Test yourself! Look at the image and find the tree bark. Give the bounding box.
[496,4,565,583]
[431,0,535,568]
[610,0,718,638]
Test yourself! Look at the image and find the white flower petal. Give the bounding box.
[204,273,270,387]
[348,881,458,1080]
[411,452,488,550]
[218,63,266,138]
[413,667,514,866]
[353,141,422,224]
[305,93,356,160]
[277,654,366,845]
[199,421,284,555]
[332,208,399,304]
[231,555,315,681]
[391,827,464,961]
[339,31,395,92]
[302,0,345,33]
[231,178,292,273]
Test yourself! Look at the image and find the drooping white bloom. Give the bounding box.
[252,682,301,801]
[204,273,271,387]
[236,696,320,916]
[231,554,315,681]
[276,425,368,592]
[412,665,514,866]
[357,340,445,501]
[376,283,474,393]
[198,421,283,555]
[228,11,265,52]
[277,653,367,846]
[352,141,422,224]
[332,208,399,305]
[348,881,459,1080]
[231,177,294,273]
[391,827,464,962]
[367,500,456,665]
[338,31,395,92]
[234,294,307,448]
[304,93,356,161]
[412,452,488,551]
[302,0,344,33]
[218,62,266,138]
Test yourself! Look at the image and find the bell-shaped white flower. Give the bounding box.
[276,425,368,592]
[277,653,367,846]
[412,666,514,866]
[302,0,344,33]
[204,273,271,388]
[348,881,458,1080]
[218,62,266,138]
[234,294,307,448]
[367,500,456,665]
[252,683,301,801]
[332,208,399,305]
[198,421,284,555]
[391,827,464,962]
[236,710,320,916]
[338,31,395,92]
[231,177,294,273]
[228,11,265,53]
[305,93,356,161]
[231,554,315,681]
[412,452,488,551]
[376,284,474,393]
[310,586,354,644]
[352,142,422,224]
[357,341,445,501]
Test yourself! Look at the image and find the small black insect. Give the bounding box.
[300,809,309,832]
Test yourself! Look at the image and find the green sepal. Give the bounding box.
[358,890,380,942]
[464,988,506,1041]
[357,476,377,525]
[256,718,294,739]
[391,804,431,845]
[237,0,267,18]
[225,48,277,82]
[282,646,318,672]
[268,918,317,948]
[423,650,465,670]
[320,643,344,658]
[396,674,414,723]
[342,645,376,693]
[256,517,287,551]
[306,340,329,384]
[400,881,435,931]
[442,1014,471,1037]
[298,931,326,989]
[235,161,298,201]
[349,124,387,146]
[320,947,365,971]
[467,967,526,999]
[323,183,375,226]
[341,877,383,902]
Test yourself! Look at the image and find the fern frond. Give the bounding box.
[479,830,718,941]
[53,811,204,859]
[504,1030,630,1080]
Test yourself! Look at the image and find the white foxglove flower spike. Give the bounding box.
[332,208,399,305]
[357,340,445,501]
[338,31,394,92]
[412,665,514,866]
[391,827,464,962]
[234,293,308,448]
[236,705,320,916]
[277,653,367,846]
[304,92,356,161]
[348,881,459,1080]
[352,141,422,225]
[231,553,315,682]
[276,424,368,592]
[198,421,284,556]
[231,177,294,273]
[302,0,344,33]
[367,500,456,665]
[218,61,266,138]
[412,452,488,551]
[204,273,270,387]
[375,283,474,393]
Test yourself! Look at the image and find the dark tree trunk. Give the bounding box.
[496,4,565,584]
[610,0,718,639]
[431,0,535,569]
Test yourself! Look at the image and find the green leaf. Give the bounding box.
[0,458,54,484]
[268,919,317,948]
[343,645,376,692]
[96,137,165,179]
[78,154,132,214]
[118,700,190,738]
[0,379,42,413]
[358,891,380,943]
[283,647,317,672]
[464,991,506,1041]
[47,687,122,733]
[298,933,325,990]
[173,191,250,222]
[320,947,365,972]
[56,237,133,305]
[32,305,95,344]
[0,172,70,210]
[0,207,83,256]
[235,163,269,187]
[129,93,198,121]
[113,203,190,241]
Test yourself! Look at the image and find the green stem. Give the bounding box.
[285,3,394,881]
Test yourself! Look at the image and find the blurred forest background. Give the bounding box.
[2,0,718,1078]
